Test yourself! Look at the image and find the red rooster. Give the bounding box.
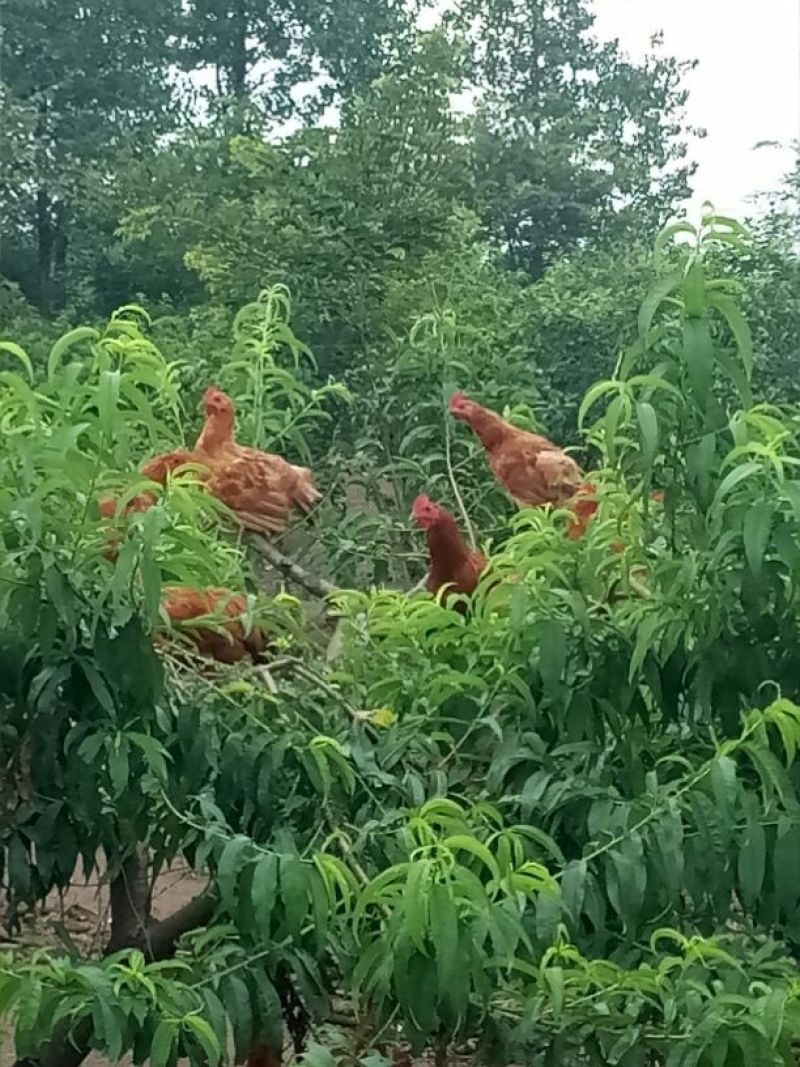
[193,387,320,535]
[411,494,486,608]
[158,586,267,664]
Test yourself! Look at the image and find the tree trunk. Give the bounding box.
[107,847,151,951]
[36,187,53,316]
[229,0,248,100]
[51,200,68,311]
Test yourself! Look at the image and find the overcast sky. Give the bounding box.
[590,0,800,218]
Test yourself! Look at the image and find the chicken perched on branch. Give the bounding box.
[449,391,583,506]
[193,386,320,536]
[158,585,267,665]
[449,391,605,539]
[97,449,198,559]
[412,494,486,610]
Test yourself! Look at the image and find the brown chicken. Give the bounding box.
[98,448,198,518]
[159,585,267,664]
[564,482,601,540]
[449,391,582,508]
[193,386,320,535]
[97,449,198,560]
[412,494,486,608]
[139,448,198,484]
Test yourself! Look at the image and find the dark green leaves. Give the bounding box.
[216,836,253,914]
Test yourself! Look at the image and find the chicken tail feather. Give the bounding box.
[291,465,321,511]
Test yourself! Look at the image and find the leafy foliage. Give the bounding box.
[6,213,800,1066]
[4,0,800,1063]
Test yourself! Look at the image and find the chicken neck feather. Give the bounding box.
[427,513,477,577]
[195,407,235,456]
[460,404,514,451]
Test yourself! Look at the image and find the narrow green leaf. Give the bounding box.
[683,318,714,403]
[743,502,775,577]
[712,462,761,508]
[47,327,99,381]
[738,810,766,909]
[251,853,279,934]
[442,835,501,881]
[0,340,34,383]
[224,974,253,1061]
[149,1020,177,1067]
[638,270,681,340]
[107,737,130,798]
[281,855,310,938]
[430,882,458,1002]
[578,380,621,429]
[537,619,567,694]
[183,1014,222,1066]
[403,859,431,953]
[216,836,252,915]
[707,291,753,380]
[636,401,659,471]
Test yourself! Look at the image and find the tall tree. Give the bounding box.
[0,0,179,313]
[452,0,701,275]
[179,0,418,124]
[113,31,471,369]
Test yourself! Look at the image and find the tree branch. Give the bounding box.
[249,534,338,600]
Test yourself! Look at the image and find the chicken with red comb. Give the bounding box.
[194,386,320,536]
[412,493,486,609]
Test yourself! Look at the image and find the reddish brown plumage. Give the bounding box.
[449,391,582,509]
[412,494,486,608]
[139,448,198,485]
[159,585,267,664]
[449,393,665,545]
[565,482,599,540]
[97,490,157,522]
[97,449,196,560]
[193,387,320,535]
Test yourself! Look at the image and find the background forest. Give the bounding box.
[3,1,800,1065]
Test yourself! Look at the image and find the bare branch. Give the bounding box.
[250,534,337,600]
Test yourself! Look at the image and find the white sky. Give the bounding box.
[590,0,800,217]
